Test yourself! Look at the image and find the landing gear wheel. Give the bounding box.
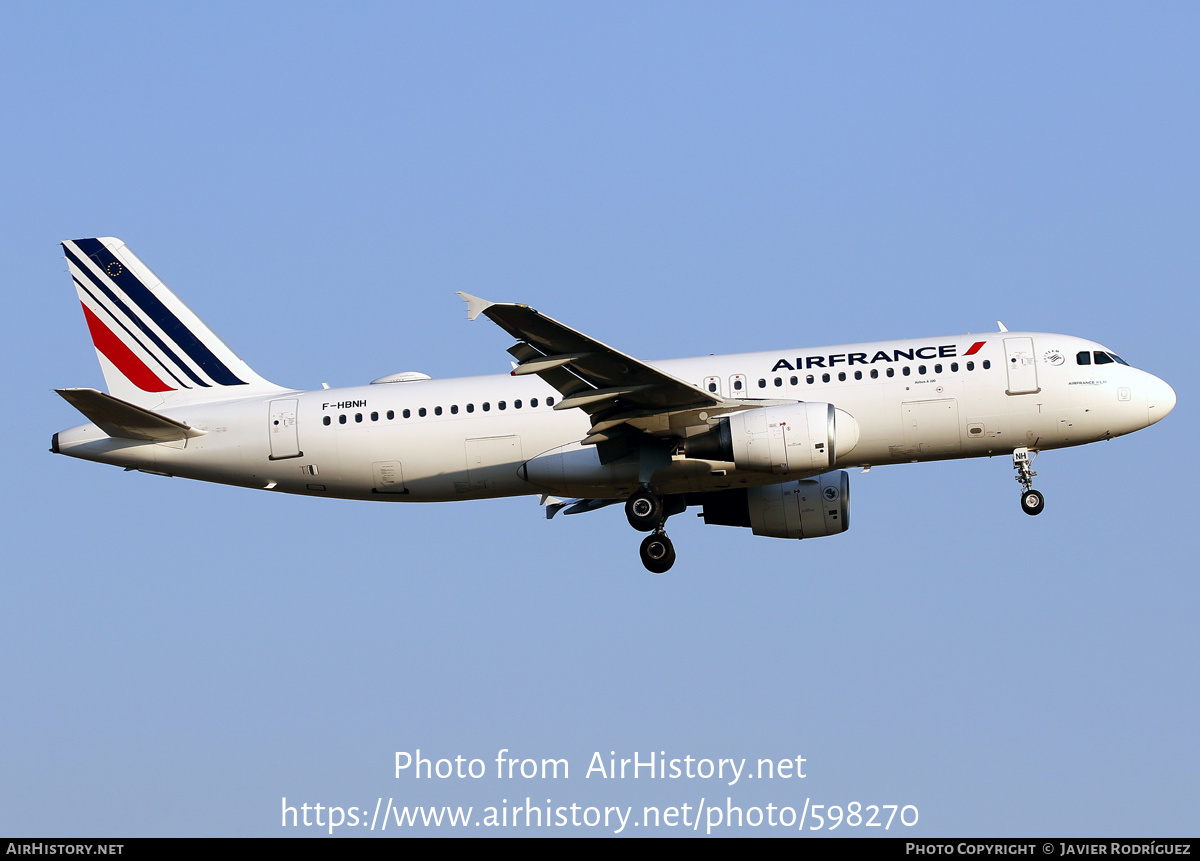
[625,489,663,532]
[639,531,676,574]
[1020,489,1045,516]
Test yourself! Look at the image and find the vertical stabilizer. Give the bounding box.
[62,238,287,407]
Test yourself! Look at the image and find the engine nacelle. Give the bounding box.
[698,471,850,540]
[684,403,859,475]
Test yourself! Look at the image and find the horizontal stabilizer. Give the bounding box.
[56,388,205,442]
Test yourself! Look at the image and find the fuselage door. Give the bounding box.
[729,374,747,399]
[902,399,963,456]
[372,460,407,494]
[1004,337,1040,395]
[703,375,723,397]
[268,398,302,460]
[465,435,523,492]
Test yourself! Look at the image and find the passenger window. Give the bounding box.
[451,405,459,414]
[870,369,878,379]
[950,363,958,372]
[498,401,506,410]
[982,360,991,369]
[403,409,411,418]
[758,379,766,388]
[822,373,830,383]
[530,398,539,408]
[708,382,716,392]
[323,416,331,426]
[854,370,862,380]
[918,365,926,375]
[838,372,846,381]
[966,361,975,371]
[482,402,490,412]
[387,410,394,420]
[418,408,426,417]
[934,364,942,374]
[435,406,443,416]
[339,414,346,424]
[886,367,895,378]
[371,411,379,421]
[903,367,911,376]
[515,400,522,409]
[774,377,782,387]
[355,413,363,423]
[467,404,474,413]
[1093,352,1114,365]
[547,397,555,406]
[806,375,814,384]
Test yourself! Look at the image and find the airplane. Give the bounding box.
[52,237,1176,573]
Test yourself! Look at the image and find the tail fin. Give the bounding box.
[62,237,286,407]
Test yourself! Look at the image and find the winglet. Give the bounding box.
[456,292,495,322]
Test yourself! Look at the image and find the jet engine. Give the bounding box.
[696,470,850,540]
[683,403,859,475]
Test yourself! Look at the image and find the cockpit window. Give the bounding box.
[1093,351,1114,365]
[1076,351,1091,365]
[1109,353,1129,366]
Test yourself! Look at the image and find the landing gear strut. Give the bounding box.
[1013,447,1045,516]
[626,487,677,572]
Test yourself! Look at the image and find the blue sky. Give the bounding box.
[2,2,1196,836]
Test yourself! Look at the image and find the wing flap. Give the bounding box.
[56,388,205,442]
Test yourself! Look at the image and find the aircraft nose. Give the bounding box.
[1145,374,1176,426]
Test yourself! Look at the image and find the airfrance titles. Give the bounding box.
[771,344,968,373]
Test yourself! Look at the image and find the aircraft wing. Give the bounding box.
[458,293,773,444]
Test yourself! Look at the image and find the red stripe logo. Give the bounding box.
[964,341,986,356]
[80,303,175,392]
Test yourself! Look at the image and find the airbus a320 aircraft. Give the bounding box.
[52,238,1176,573]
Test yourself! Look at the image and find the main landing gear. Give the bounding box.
[626,488,676,574]
[639,531,676,575]
[625,488,663,532]
[1013,447,1045,516]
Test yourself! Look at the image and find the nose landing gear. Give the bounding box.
[1013,447,1044,516]
[626,487,677,573]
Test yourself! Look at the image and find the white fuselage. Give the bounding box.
[54,331,1175,502]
